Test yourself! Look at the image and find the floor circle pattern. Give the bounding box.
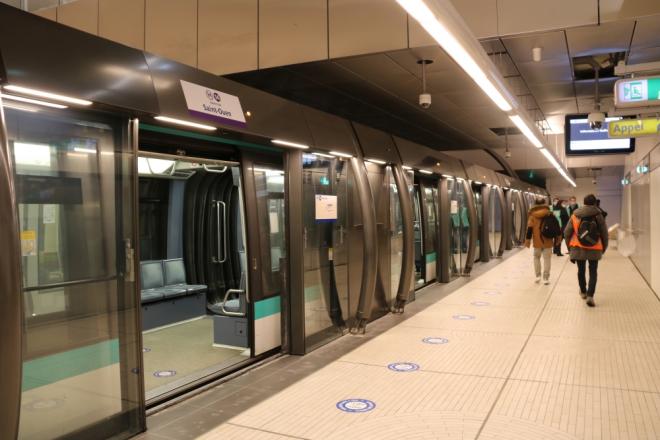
[24,398,65,411]
[153,370,176,378]
[452,314,476,320]
[471,301,490,307]
[422,337,449,344]
[387,362,420,372]
[483,290,501,295]
[142,347,151,353]
[336,399,376,413]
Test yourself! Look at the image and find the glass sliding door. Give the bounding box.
[413,185,425,288]
[489,187,503,257]
[6,106,143,440]
[472,184,483,263]
[301,153,348,350]
[421,182,438,283]
[388,167,403,302]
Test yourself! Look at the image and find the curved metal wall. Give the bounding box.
[462,179,478,275]
[392,164,414,311]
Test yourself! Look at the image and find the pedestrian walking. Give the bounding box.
[525,197,562,285]
[567,196,579,216]
[551,198,570,256]
[564,194,609,307]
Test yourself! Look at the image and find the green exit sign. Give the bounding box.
[615,76,660,108]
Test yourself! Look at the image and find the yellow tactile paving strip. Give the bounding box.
[149,250,660,439]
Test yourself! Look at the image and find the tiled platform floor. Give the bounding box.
[139,250,660,440]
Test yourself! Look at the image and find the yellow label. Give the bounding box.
[608,118,660,138]
[21,230,37,256]
[20,230,36,241]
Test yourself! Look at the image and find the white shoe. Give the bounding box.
[543,279,550,285]
[535,277,541,284]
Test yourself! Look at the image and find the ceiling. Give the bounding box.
[229,13,660,177]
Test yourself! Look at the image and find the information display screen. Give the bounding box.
[565,114,635,155]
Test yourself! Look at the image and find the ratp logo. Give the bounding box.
[206,89,222,103]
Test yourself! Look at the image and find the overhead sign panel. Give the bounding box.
[608,118,660,138]
[180,80,246,128]
[614,76,660,108]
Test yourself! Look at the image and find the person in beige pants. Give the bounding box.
[525,198,561,284]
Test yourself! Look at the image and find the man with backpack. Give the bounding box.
[525,197,562,285]
[564,194,609,307]
[552,198,570,256]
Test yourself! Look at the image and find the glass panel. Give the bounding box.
[413,185,424,288]
[512,193,524,246]
[490,188,502,257]
[254,166,286,297]
[6,106,142,440]
[302,154,348,350]
[456,182,470,271]
[388,167,402,301]
[423,185,438,282]
[473,185,482,263]
[137,157,249,402]
[448,179,461,277]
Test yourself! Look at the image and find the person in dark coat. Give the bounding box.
[567,196,579,216]
[596,199,608,219]
[564,194,609,307]
[552,198,570,256]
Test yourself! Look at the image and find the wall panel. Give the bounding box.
[145,0,197,67]
[57,0,98,35]
[329,0,407,58]
[198,0,257,75]
[259,0,327,69]
[99,0,144,50]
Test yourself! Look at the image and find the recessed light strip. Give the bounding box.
[155,116,216,131]
[272,139,310,149]
[396,0,511,112]
[4,85,92,106]
[312,152,334,158]
[1,93,67,109]
[330,151,353,158]
[419,169,433,175]
[509,115,543,148]
[366,158,387,165]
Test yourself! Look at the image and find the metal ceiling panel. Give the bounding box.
[574,78,616,98]
[488,53,519,77]
[528,82,576,102]
[352,122,401,164]
[538,99,579,115]
[502,31,568,63]
[448,0,498,39]
[600,0,660,23]
[566,21,635,57]
[498,0,597,36]
[443,149,504,170]
[628,46,660,64]
[630,14,660,49]
[481,39,506,54]
[516,59,574,84]
[386,47,459,75]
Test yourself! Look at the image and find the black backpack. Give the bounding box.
[577,216,601,247]
[541,214,561,239]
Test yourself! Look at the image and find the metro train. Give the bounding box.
[0,5,547,440]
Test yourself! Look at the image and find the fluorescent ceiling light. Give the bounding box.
[4,85,92,106]
[138,157,151,174]
[330,151,353,158]
[539,148,561,169]
[402,165,413,170]
[312,152,334,158]
[366,158,387,165]
[73,147,96,154]
[14,142,51,167]
[2,102,38,113]
[271,139,309,149]
[474,181,482,185]
[155,115,216,131]
[419,169,433,174]
[442,174,454,179]
[509,115,543,148]
[1,93,67,109]
[396,0,512,112]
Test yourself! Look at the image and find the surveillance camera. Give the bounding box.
[588,112,605,130]
[419,93,432,109]
[504,150,512,158]
[592,178,597,185]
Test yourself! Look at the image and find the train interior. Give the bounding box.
[137,152,251,401]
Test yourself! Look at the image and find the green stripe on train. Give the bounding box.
[22,339,119,392]
[255,296,281,320]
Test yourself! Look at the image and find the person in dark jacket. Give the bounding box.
[567,196,579,215]
[596,199,608,219]
[525,198,561,284]
[552,198,570,256]
[564,194,609,307]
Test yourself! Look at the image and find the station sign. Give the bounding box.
[614,76,660,108]
[180,80,247,128]
[608,118,660,138]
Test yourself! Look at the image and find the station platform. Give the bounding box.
[140,249,660,440]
